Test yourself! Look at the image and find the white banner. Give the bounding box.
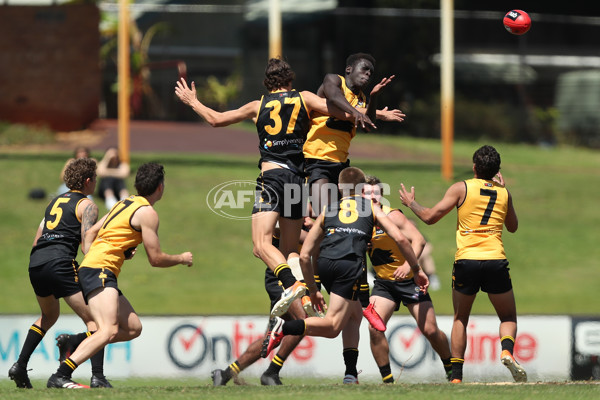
[0,314,570,383]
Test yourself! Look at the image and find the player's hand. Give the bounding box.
[370,75,395,97]
[393,263,411,281]
[399,183,416,207]
[413,270,429,294]
[353,111,377,131]
[174,78,197,106]
[377,106,406,123]
[310,290,327,314]
[180,252,193,267]
[124,247,137,260]
[493,172,505,186]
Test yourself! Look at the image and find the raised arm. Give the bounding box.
[136,206,193,268]
[301,90,376,131]
[175,78,259,127]
[319,74,374,129]
[399,181,464,225]
[505,190,518,233]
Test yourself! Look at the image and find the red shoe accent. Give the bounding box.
[363,303,386,332]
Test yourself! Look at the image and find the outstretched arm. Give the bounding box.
[376,107,406,123]
[301,90,376,131]
[136,206,193,268]
[319,74,374,129]
[366,75,396,122]
[399,182,464,225]
[175,78,259,127]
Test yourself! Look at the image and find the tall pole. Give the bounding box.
[268,0,282,59]
[118,0,131,163]
[440,0,454,181]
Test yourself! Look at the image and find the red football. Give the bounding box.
[503,10,531,35]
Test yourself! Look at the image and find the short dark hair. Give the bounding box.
[135,162,165,196]
[64,158,96,191]
[263,57,295,92]
[365,175,381,186]
[339,167,367,187]
[473,145,501,180]
[345,53,376,69]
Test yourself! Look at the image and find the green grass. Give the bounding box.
[0,377,599,400]
[1,135,599,316]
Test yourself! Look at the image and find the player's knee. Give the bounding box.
[130,325,142,339]
[420,324,438,339]
[103,325,120,343]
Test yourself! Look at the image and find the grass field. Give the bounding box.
[1,377,599,400]
[1,134,598,316]
[1,134,599,394]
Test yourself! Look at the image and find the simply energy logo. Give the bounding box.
[206,180,276,220]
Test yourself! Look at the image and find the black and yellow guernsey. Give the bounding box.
[256,89,310,173]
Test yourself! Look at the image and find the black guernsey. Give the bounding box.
[319,195,375,260]
[29,191,87,268]
[256,90,310,172]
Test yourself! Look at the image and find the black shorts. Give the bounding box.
[452,259,512,295]
[77,266,122,303]
[252,168,306,219]
[264,268,285,310]
[305,159,350,185]
[29,258,81,299]
[318,256,365,301]
[371,278,432,311]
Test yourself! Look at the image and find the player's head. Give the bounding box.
[345,53,376,89]
[263,57,295,92]
[339,167,366,195]
[363,175,383,205]
[135,162,165,196]
[473,145,501,180]
[64,158,97,191]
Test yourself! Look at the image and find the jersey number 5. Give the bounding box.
[264,97,302,135]
[46,198,71,230]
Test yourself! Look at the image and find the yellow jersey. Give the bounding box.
[80,195,150,277]
[303,75,367,163]
[455,179,509,261]
[368,205,413,281]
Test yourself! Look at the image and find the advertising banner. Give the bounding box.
[0,314,571,382]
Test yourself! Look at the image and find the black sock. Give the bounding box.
[451,358,464,381]
[90,347,105,376]
[442,357,452,380]
[343,348,359,377]
[222,361,240,382]
[501,336,515,353]
[274,264,296,288]
[379,363,394,383]
[57,357,78,378]
[265,354,286,375]
[282,319,305,336]
[69,331,96,349]
[17,324,46,366]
